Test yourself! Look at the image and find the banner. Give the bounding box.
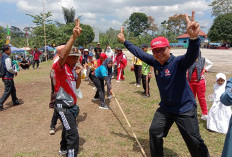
[5,25,11,45]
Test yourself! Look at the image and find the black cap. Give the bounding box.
[141,44,148,48]
[2,44,11,52]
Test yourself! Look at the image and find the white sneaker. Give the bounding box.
[136,85,140,87]
[201,115,208,121]
[92,87,96,90]
[93,98,100,101]
[116,80,120,83]
[59,150,67,156]
[99,105,110,109]
[49,128,55,135]
[107,95,113,99]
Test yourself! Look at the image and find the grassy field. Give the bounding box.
[0,60,231,157]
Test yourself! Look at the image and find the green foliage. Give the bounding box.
[0,26,6,47]
[26,12,53,26]
[30,24,59,47]
[99,28,120,48]
[166,14,187,36]
[62,7,75,24]
[128,12,149,37]
[209,0,232,17]
[76,24,95,47]
[208,13,232,42]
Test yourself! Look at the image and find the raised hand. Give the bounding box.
[185,11,200,39]
[117,26,126,43]
[73,18,82,38]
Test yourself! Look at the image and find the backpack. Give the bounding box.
[0,57,6,77]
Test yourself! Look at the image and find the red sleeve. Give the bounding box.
[80,56,83,64]
[121,58,127,68]
[52,59,64,72]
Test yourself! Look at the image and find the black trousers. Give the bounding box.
[149,107,209,157]
[0,79,18,107]
[142,74,150,95]
[33,60,40,69]
[55,101,79,157]
[114,65,118,77]
[134,65,142,85]
[89,73,105,106]
[50,109,59,129]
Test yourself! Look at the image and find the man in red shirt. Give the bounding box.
[31,47,41,69]
[52,19,82,157]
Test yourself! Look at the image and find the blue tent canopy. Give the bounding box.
[11,46,25,53]
[42,46,55,52]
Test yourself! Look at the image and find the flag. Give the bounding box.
[6,25,10,36]
[6,25,11,44]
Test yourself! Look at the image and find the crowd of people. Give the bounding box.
[1,10,232,157]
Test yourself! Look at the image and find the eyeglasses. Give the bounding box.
[152,47,167,54]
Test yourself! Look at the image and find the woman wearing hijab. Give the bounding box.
[105,46,114,59]
[80,49,89,66]
[113,48,127,82]
[187,51,213,120]
[89,58,113,109]
[207,73,231,134]
[97,53,107,67]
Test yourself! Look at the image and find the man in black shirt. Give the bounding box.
[19,58,30,70]
[94,43,102,59]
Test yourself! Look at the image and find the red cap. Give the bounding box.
[150,36,169,50]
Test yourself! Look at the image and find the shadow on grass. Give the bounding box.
[134,90,145,96]
[111,131,179,157]
[5,99,24,109]
[129,81,136,85]
[91,98,111,107]
[79,137,86,153]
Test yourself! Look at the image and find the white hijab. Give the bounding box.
[105,46,114,58]
[214,73,227,101]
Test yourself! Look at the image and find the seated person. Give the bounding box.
[19,58,30,70]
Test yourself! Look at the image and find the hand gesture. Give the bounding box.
[185,11,200,39]
[75,66,82,75]
[73,18,82,39]
[117,27,126,43]
[110,89,113,95]
[148,73,152,79]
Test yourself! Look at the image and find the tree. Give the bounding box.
[62,7,75,24]
[26,12,53,26]
[147,16,158,35]
[0,26,6,48]
[209,0,232,17]
[166,14,187,36]
[208,13,232,42]
[127,12,149,37]
[30,24,59,47]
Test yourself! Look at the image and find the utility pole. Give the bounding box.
[42,0,47,62]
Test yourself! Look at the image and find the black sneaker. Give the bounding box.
[0,106,6,111]
[13,99,22,106]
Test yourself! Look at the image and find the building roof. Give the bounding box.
[176,30,207,39]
